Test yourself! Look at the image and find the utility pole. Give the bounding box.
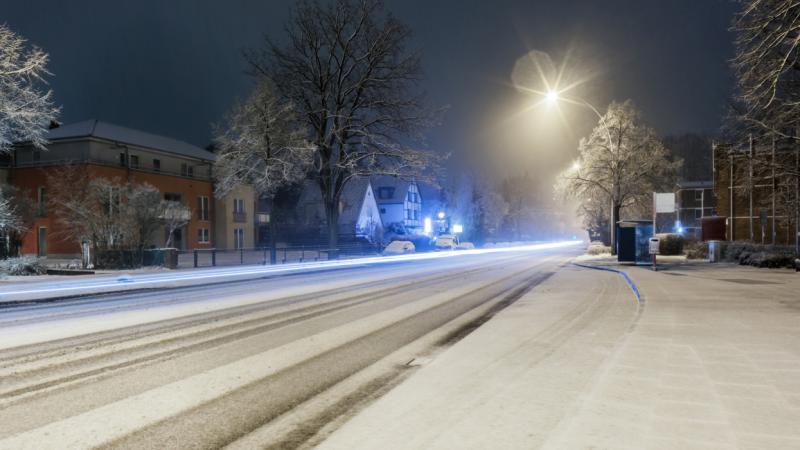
[749,135,754,242]
[730,151,735,242]
[772,136,776,245]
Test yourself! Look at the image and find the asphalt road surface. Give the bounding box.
[0,245,579,449]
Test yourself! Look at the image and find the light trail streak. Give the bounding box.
[0,241,583,302]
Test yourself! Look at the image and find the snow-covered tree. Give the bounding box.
[124,184,164,256]
[443,172,508,244]
[213,80,313,260]
[245,0,443,249]
[731,0,800,148]
[213,80,313,198]
[48,167,186,266]
[0,24,59,153]
[162,200,190,248]
[558,100,680,252]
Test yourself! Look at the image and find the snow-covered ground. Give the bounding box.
[318,259,800,450]
[0,245,578,449]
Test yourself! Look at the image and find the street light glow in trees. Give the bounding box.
[541,88,622,253]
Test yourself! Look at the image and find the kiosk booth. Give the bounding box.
[617,220,654,265]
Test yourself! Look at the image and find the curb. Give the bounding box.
[571,262,642,304]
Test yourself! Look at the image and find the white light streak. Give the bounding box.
[0,241,583,301]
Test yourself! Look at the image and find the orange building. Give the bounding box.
[11,120,218,258]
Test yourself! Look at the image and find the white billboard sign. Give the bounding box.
[654,193,675,213]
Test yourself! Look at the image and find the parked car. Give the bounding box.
[434,234,459,250]
[382,240,416,256]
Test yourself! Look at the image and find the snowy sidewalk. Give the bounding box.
[317,260,800,449]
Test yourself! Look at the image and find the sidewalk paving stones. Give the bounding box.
[317,258,800,450]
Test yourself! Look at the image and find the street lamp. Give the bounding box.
[546,90,559,105]
[543,89,619,254]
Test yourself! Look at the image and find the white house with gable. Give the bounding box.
[371,176,423,233]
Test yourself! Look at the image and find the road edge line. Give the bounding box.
[571,262,642,304]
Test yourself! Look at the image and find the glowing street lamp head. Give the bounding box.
[437,211,446,219]
[571,161,581,171]
[546,90,559,105]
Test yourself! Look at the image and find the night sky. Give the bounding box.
[3,0,737,182]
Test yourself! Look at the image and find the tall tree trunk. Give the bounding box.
[268,197,277,264]
[611,202,620,255]
[324,198,339,259]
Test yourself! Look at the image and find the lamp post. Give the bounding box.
[545,91,618,254]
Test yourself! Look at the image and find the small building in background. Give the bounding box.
[371,176,423,234]
[214,184,257,249]
[292,178,383,244]
[675,180,714,240]
[10,120,217,258]
[714,140,799,245]
[663,133,716,240]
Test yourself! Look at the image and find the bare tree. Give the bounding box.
[246,0,442,250]
[213,80,313,260]
[729,0,800,250]
[162,200,190,248]
[730,0,800,149]
[48,168,175,266]
[558,101,681,252]
[124,184,164,256]
[0,24,59,153]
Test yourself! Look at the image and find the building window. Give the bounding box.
[380,208,386,214]
[197,228,210,243]
[37,186,46,216]
[164,192,182,203]
[695,209,703,219]
[181,163,193,177]
[129,155,139,169]
[378,187,395,199]
[153,159,161,171]
[197,196,209,221]
[119,153,127,167]
[695,190,703,201]
[233,198,245,213]
[33,150,41,163]
[234,228,244,249]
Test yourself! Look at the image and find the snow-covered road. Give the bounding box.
[0,240,581,303]
[0,244,580,450]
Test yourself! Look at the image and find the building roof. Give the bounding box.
[45,119,215,162]
[371,176,416,204]
[677,180,712,189]
[297,177,374,225]
[339,178,372,225]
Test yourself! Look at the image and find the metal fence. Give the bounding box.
[177,243,380,268]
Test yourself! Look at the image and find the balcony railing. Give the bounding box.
[233,212,247,223]
[13,158,213,181]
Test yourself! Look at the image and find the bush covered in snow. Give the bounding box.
[719,242,797,269]
[684,241,708,260]
[656,233,684,255]
[587,243,611,255]
[0,256,47,276]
